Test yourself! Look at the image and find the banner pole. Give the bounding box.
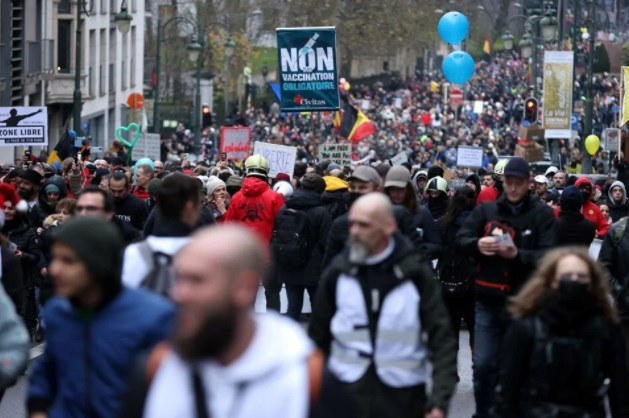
[620,68,624,157]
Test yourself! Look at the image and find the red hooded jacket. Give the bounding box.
[555,177,609,237]
[223,176,284,245]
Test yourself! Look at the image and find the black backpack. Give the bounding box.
[137,241,176,297]
[271,208,315,268]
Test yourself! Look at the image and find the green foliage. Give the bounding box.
[250,48,277,76]
[593,43,611,73]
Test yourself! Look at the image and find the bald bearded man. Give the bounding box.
[309,193,457,418]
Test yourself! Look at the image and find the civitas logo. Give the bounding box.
[293,93,325,106]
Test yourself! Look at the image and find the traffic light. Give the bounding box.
[202,105,212,128]
[523,97,538,124]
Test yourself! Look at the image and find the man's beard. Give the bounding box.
[172,302,238,361]
[348,238,369,265]
[18,188,35,200]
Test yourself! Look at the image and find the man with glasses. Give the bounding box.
[153,161,164,177]
[76,186,140,244]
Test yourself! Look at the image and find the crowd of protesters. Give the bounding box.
[0,52,629,417]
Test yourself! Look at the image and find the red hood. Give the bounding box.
[241,176,270,197]
[575,177,593,197]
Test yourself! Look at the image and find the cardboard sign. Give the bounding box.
[473,101,484,114]
[276,27,339,111]
[320,143,351,166]
[0,106,48,146]
[220,127,251,160]
[456,146,484,168]
[603,128,621,151]
[253,142,297,178]
[136,133,161,161]
[389,151,408,166]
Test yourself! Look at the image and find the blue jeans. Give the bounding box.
[286,284,317,321]
[473,300,512,418]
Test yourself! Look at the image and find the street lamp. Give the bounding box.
[502,31,515,50]
[186,39,202,63]
[114,0,133,34]
[539,14,558,41]
[518,33,534,58]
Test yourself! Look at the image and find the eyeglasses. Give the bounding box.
[558,272,591,283]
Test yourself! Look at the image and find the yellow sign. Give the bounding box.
[621,66,629,126]
[542,51,574,131]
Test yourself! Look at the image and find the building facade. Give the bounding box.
[0,0,144,163]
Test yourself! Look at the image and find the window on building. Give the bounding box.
[110,0,116,13]
[89,30,96,96]
[101,0,107,14]
[109,63,114,92]
[99,29,106,95]
[57,20,72,73]
[58,0,71,13]
[131,0,137,13]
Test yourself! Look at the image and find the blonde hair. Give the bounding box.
[509,247,618,323]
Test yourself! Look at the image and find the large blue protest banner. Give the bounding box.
[276,27,340,111]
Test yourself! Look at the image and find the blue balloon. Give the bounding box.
[438,11,469,44]
[442,51,475,85]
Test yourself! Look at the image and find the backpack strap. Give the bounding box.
[307,348,325,406]
[145,342,171,383]
[137,240,156,271]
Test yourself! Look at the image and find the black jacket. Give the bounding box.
[599,219,629,319]
[114,194,149,231]
[321,190,348,220]
[112,217,142,245]
[1,245,25,313]
[29,176,68,229]
[555,210,596,247]
[142,206,212,238]
[323,205,438,268]
[492,298,629,417]
[607,199,629,223]
[309,233,457,416]
[457,193,556,304]
[273,190,332,287]
[437,210,474,294]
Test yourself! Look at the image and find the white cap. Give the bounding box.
[545,166,559,176]
[534,175,548,184]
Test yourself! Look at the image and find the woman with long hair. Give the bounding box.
[437,186,476,352]
[493,247,629,417]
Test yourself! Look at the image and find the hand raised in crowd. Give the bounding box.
[213,195,227,214]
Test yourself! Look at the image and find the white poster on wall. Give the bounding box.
[0,107,48,146]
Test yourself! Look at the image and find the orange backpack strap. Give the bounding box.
[145,342,171,383]
[307,348,325,405]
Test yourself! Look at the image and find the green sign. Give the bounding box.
[276,27,340,111]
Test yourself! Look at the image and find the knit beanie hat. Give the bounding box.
[560,185,583,212]
[52,217,124,297]
[300,173,326,194]
[44,183,62,195]
[205,176,226,196]
[427,166,444,180]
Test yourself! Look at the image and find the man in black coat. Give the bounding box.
[456,157,556,418]
[272,173,332,321]
[109,172,149,231]
[555,185,596,247]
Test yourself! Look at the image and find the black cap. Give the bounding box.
[17,169,43,185]
[560,185,583,211]
[504,157,530,179]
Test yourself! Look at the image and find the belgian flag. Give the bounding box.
[483,36,491,61]
[339,104,376,143]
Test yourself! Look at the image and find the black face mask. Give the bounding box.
[579,191,590,203]
[557,279,591,308]
[348,192,364,208]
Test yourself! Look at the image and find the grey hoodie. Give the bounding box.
[607,180,629,223]
[608,180,628,205]
[0,283,29,389]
